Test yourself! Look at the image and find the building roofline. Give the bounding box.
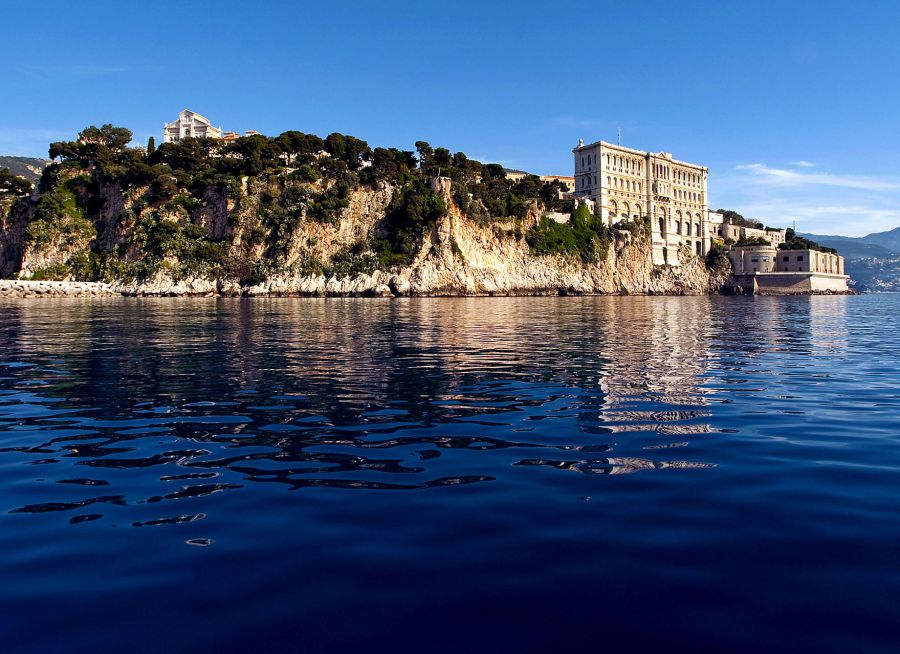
[573,140,708,171]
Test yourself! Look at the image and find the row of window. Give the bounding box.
[661,241,705,262]
[674,221,702,236]
[609,177,642,192]
[658,219,702,237]
[579,152,646,176]
[578,175,648,193]
[674,169,702,186]
[606,154,642,175]
[674,188,702,203]
[608,200,643,216]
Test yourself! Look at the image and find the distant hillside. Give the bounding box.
[860,226,900,254]
[0,156,50,183]
[799,233,898,259]
[802,230,900,292]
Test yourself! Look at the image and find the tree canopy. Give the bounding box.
[781,228,838,254]
[0,168,32,196]
[716,208,764,230]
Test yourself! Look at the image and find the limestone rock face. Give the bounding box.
[216,177,723,297]
[3,173,725,297]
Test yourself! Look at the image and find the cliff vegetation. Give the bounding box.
[0,125,726,296]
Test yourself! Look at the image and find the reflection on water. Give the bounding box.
[1,295,899,654]
[0,296,739,522]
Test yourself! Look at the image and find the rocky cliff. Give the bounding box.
[0,127,730,297]
[1,174,727,297]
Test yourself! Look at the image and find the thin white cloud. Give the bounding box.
[713,161,900,236]
[734,163,900,191]
[726,201,900,237]
[16,64,131,78]
[792,160,816,168]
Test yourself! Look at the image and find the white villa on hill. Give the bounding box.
[163,109,223,143]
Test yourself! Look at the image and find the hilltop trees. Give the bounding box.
[0,168,32,196]
[78,124,133,149]
[18,121,578,283]
[781,228,837,254]
[324,133,371,170]
[276,131,324,165]
[716,208,764,230]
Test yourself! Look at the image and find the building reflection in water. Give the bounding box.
[1,295,850,522]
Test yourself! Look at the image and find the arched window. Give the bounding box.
[659,218,666,236]
[686,222,692,236]
[695,222,701,236]
[607,176,611,187]
[634,203,642,217]
[609,199,618,217]
[675,221,682,234]
[622,201,630,216]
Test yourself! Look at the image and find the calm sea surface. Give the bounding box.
[1,295,899,653]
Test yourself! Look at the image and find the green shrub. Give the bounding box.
[30,263,70,280]
[527,202,611,263]
[326,243,377,278]
[25,177,95,246]
[307,182,351,224]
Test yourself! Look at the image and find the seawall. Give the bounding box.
[0,280,120,298]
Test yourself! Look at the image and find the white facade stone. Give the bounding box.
[163,109,223,143]
[573,140,709,265]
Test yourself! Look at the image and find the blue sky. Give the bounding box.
[3,0,899,236]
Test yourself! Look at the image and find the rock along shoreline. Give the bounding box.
[0,278,854,299]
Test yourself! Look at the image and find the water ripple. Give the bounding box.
[1,296,899,653]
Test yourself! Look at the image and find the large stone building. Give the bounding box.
[573,140,709,265]
[163,109,223,143]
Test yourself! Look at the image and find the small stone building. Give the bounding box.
[728,244,778,274]
[775,249,844,275]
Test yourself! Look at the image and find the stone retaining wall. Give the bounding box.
[0,280,120,298]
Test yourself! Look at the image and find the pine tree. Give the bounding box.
[147,136,155,155]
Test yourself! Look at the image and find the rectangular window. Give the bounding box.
[783,256,789,262]
[797,256,804,262]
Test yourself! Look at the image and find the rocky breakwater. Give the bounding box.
[0,280,120,298]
